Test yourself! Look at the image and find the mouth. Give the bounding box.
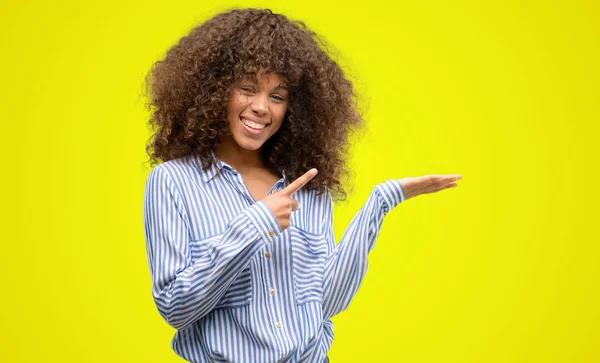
[240,117,270,134]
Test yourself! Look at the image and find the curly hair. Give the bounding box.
[144,8,365,200]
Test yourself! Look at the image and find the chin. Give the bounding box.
[234,137,265,151]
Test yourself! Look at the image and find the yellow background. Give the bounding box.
[1,0,598,362]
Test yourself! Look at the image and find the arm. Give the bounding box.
[143,166,281,331]
[321,180,405,320]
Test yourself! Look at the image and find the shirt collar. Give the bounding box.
[196,151,287,183]
[195,151,222,183]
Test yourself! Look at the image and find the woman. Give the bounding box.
[143,8,461,363]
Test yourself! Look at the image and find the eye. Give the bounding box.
[271,94,286,102]
[239,86,255,93]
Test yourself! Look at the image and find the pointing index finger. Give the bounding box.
[282,168,318,196]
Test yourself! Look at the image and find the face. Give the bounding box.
[225,70,289,152]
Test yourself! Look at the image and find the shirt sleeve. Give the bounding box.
[321,179,405,321]
[143,166,282,331]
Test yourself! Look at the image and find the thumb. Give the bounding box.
[290,199,301,212]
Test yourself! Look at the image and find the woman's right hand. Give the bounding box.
[261,168,318,231]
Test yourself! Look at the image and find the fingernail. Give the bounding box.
[297,203,302,209]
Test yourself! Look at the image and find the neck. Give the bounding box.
[215,136,265,172]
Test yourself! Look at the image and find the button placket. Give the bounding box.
[224,170,245,199]
[236,174,250,199]
[227,169,256,204]
[261,242,285,342]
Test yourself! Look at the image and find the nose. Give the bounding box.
[249,93,268,114]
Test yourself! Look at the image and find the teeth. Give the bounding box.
[241,118,267,130]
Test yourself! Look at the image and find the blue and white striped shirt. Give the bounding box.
[143,152,405,362]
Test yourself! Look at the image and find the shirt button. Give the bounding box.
[269,288,276,295]
[275,322,282,328]
[268,230,275,237]
[264,252,271,259]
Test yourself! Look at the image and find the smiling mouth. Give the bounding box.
[240,117,270,130]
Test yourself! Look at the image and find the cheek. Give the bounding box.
[269,118,286,137]
[274,105,288,124]
[228,93,248,118]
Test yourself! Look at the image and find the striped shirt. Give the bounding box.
[143,152,405,363]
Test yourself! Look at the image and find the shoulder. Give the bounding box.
[288,186,333,235]
[286,182,332,209]
[146,154,204,193]
[153,154,198,175]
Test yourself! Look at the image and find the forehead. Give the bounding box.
[242,71,287,88]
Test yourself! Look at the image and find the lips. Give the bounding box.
[240,116,270,131]
[241,116,270,126]
[239,117,270,136]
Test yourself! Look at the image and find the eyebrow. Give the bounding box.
[240,79,288,91]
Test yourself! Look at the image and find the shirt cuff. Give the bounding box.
[375,179,406,214]
[242,200,283,242]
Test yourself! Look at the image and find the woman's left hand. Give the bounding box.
[399,174,463,200]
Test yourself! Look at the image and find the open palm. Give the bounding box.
[399,174,463,200]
